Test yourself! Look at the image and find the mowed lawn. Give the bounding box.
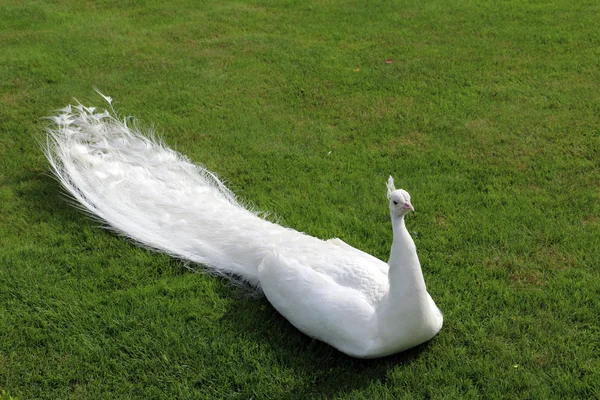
[0,0,598,398]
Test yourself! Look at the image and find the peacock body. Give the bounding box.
[45,95,443,358]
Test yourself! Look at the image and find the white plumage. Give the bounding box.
[45,94,443,358]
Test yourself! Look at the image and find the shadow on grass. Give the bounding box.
[14,170,94,226]
[216,283,434,398]
[22,172,434,398]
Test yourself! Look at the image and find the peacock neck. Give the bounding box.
[388,213,427,298]
[373,211,443,353]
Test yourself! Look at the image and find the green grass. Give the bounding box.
[1,0,599,398]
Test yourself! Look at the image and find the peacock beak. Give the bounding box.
[404,202,414,211]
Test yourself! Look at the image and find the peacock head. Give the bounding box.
[386,176,414,216]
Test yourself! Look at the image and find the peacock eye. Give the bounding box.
[393,200,398,205]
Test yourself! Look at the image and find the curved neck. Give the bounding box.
[387,213,427,297]
[373,211,442,349]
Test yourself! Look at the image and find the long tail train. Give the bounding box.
[45,94,285,287]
